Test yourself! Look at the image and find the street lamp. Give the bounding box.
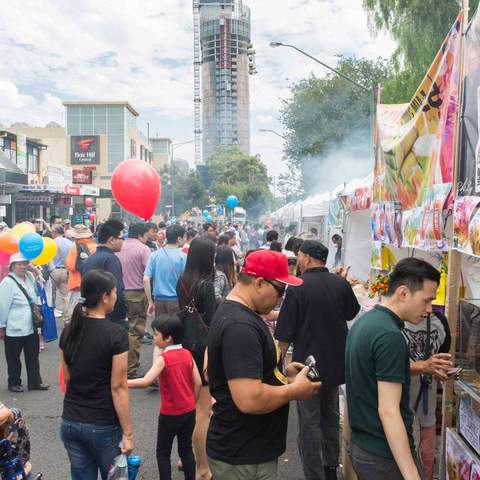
[269,41,370,93]
[259,128,286,140]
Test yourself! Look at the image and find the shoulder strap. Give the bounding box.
[7,275,34,305]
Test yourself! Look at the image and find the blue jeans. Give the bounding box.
[60,419,122,480]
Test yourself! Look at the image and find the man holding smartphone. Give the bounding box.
[346,258,442,480]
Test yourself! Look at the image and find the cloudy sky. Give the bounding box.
[0,0,396,177]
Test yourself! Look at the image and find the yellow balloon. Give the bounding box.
[32,237,58,266]
[12,222,35,238]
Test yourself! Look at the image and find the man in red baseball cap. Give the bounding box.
[206,250,320,480]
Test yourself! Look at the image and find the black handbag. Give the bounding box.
[8,275,44,329]
[178,280,209,353]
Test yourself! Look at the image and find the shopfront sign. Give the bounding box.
[64,185,81,195]
[16,193,54,204]
[20,184,60,193]
[79,185,99,196]
[46,164,72,188]
[16,134,27,173]
[0,195,12,204]
[72,169,93,184]
[351,188,372,211]
[55,195,73,207]
[71,135,100,165]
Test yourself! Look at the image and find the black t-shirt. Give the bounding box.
[207,300,289,465]
[275,267,360,386]
[59,318,129,426]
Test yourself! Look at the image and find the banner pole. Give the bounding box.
[439,2,468,478]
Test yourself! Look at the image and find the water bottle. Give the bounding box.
[127,455,141,480]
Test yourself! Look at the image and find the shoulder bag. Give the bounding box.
[8,275,44,329]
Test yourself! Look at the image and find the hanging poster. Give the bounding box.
[454,196,480,253]
[370,241,382,269]
[423,183,452,250]
[374,13,463,210]
[370,203,385,241]
[446,428,478,480]
[328,197,342,228]
[458,6,480,196]
[402,207,425,249]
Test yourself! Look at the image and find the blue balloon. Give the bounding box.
[226,195,238,209]
[19,233,44,260]
[203,209,209,216]
[206,214,213,222]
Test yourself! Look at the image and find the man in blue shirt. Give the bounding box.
[50,226,73,322]
[144,224,186,317]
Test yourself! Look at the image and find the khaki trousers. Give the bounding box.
[125,290,148,375]
[50,268,69,321]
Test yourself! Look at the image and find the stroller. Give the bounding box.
[0,439,42,480]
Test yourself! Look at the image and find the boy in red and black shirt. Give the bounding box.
[128,314,202,480]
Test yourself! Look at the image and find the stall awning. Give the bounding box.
[0,150,28,185]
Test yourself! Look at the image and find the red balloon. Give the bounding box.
[85,197,94,207]
[111,159,161,219]
[90,213,96,221]
[0,251,10,266]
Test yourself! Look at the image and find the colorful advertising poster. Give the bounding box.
[328,197,342,228]
[71,136,100,165]
[458,6,480,196]
[16,133,27,173]
[370,203,385,241]
[453,196,480,254]
[446,427,480,480]
[423,183,451,250]
[374,13,463,210]
[351,187,372,211]
[402,207,425,249]
[370,241,382,269]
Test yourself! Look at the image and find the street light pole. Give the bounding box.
[259,128,286,140]
[270,41,370,93]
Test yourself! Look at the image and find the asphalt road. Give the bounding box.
[0,321,310,479]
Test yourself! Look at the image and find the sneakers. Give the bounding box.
[28,384,50,391]
[8,385,24,393]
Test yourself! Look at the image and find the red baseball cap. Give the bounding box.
[242,250,303,286]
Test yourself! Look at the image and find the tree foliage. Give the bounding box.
[158,162,208,217]
[280,56,395,196]
[363,0,479,101]
[206,146,272,219]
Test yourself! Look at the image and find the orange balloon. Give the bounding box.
[0,233,19,254]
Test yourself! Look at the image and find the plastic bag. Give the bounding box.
[107,454,128,480]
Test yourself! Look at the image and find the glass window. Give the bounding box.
[94,105,107,115]
[80,105,94,116]
[67,106,81,115]
[107,106,124,115]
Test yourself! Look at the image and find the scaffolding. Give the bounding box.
[193,0,202,166]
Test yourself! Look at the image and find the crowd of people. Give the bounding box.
[0,215,454,480]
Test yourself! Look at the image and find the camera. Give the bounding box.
[305,355,321,382]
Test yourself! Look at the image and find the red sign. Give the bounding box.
[351,187,372,211]
[73,169,93,184]
[64,185,81,195]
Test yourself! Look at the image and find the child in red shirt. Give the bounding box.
[128,313,202,480]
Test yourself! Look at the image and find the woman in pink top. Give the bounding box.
[128,313,202,480]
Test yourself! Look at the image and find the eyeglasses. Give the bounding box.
[264,279,286,297]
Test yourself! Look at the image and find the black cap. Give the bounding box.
[299,240,328,262]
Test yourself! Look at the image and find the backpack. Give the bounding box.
[75,242,91,275]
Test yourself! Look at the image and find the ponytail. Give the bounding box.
[62,302,87,365]
[62,270,117,365]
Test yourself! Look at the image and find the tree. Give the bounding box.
[206,146,272,219]
[276,168,303,203]
[157,162,208,217]
[363,0,480,101]
[280,56,395,196]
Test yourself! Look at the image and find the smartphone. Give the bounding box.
[305,355,321,382]
[446,367,463,378]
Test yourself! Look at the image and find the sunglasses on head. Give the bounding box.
[264,279,286,297]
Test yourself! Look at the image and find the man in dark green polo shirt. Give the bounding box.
[346,257,440,480]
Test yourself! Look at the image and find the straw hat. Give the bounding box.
[66,224,93,239]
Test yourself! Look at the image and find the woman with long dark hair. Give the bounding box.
[214,245,236,303]
[59,270,134,480]
[177,237,216,480]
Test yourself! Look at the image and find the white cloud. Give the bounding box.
[0,0,396,178]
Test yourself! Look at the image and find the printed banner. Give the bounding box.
[458,6,480,196]
[453,196,480,255]
[327,197,342,228]
[351,187,372,211]
[374,13,463,210]
[370,202,403,247]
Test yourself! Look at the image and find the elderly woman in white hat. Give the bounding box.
[0,253,49,392]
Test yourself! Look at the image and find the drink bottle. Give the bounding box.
[127,455,141,480]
